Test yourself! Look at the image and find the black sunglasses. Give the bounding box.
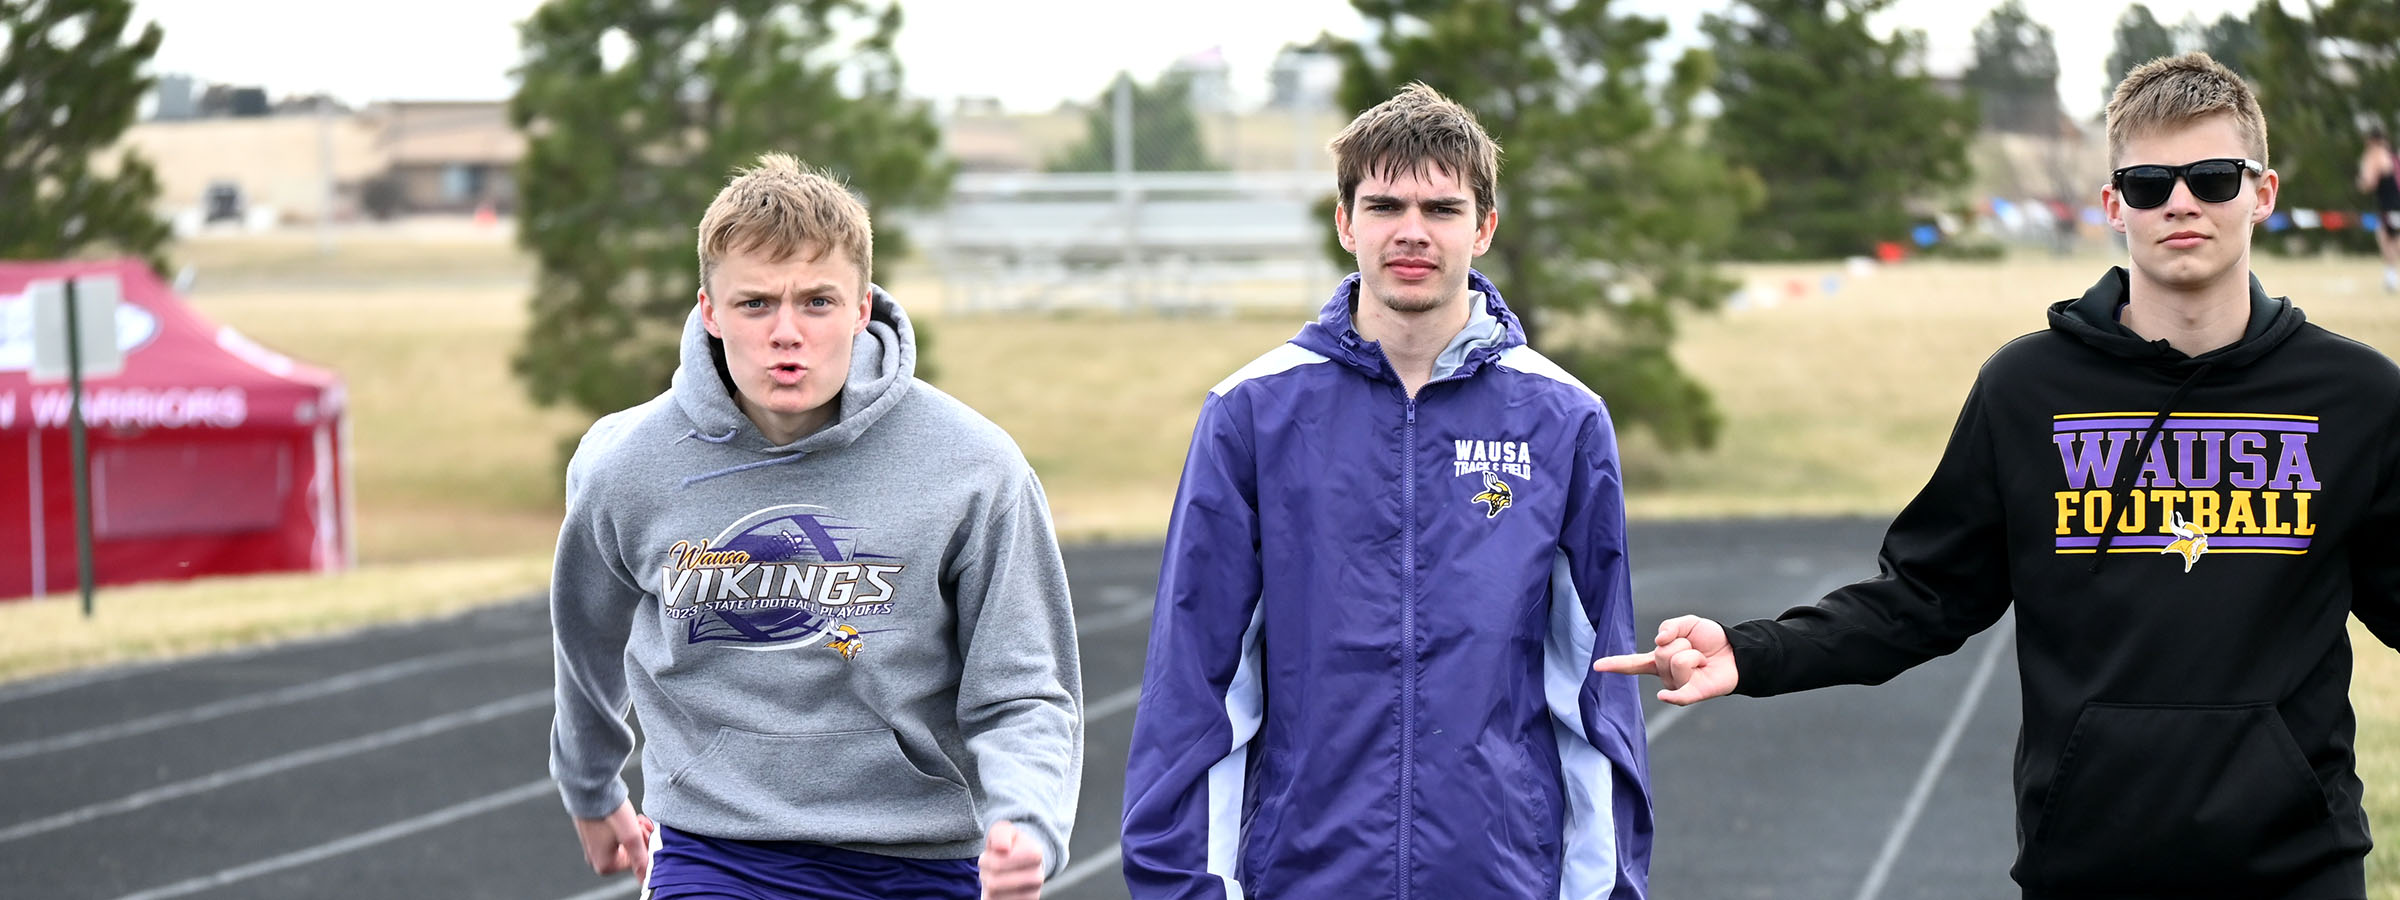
[2111,157,2263,209]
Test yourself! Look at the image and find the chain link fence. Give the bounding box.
[899,55,1352,314]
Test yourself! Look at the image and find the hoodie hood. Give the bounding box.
[671,284,917,459]
[1291,268,1528,381]
[2047,266,2305,370]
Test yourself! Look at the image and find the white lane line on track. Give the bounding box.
[92,560,1786,899]
[1049,842,1126,892]
[1049,679,1693,896]
[108,779,559,900]
[1644,703,1691,740]
[0,643,285,706]
[20,582,1138,769]
[0,637,548,762]
[1073,558,1755,641]
[531,687,1150,900]
[1085,684,1141,722]
[1074,603,1157,636]
[0,601,542,706]
[1041,559,1802,896]
[553,882,640,900]
[1852,618,2015,900]
[0,690,550,844]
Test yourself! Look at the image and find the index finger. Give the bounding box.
[1591,652,1659,675]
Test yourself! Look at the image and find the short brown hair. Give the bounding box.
[1328,82,1501,218]
[2105,52,2269,168]
[695,153,872,296]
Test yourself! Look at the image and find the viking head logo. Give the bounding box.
[1470,470,1514,519]
[2161,510,2210,573]
[825,624,866,660]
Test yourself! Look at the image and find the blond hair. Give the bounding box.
[1328,82,1502,217]
[2105,52,2269,167]
[695,153,872,295]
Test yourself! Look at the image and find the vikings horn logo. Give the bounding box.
[1470,470,1514,519]
[2161,510,2210,573]
[825,625,866,660]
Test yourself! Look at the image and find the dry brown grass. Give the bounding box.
[181,229,1319,554]
[0,554,549,683]
[75,237,2400,578]
[2363,617,2400,898]
[928,310,1307,538]
[1632,253,2400,518]
[176,225,529,285]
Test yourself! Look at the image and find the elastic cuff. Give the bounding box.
[557,777,629,821]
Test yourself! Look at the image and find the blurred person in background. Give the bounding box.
[2355,126,2399,293]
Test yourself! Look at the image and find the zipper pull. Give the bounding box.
[1405,400,1416,424]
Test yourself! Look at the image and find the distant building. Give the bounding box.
[119,112,385,224]
[272,94,352,116]
[371,101,523,215]
[153,74,198,121]
[197,85,271,118]
[118,77,1357,227]
[118,99,519,224]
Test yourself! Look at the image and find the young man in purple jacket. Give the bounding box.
[1121,82,1653,900]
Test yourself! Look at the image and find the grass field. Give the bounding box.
[11,231,2400,883]
[158,237,2400,557]
[2362,618,2400,899]
[1642,254,2400,515]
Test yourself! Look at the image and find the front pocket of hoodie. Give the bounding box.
[2023,702,2333,888]
[665,726,980,844]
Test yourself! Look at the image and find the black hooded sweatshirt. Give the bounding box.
[1727,267,2400,899]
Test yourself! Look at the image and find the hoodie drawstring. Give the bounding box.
[681,451,807,488]
[2088,362,2216,572]
[677,428,739,445]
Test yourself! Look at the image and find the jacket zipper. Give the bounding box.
[1382,345,1482,899]
[1398,393,1418,900]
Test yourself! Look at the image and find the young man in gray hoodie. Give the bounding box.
[548,153,1082,900]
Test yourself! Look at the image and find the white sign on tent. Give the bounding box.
[26,276,127,383]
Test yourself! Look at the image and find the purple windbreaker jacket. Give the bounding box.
[1121,270,1654,900]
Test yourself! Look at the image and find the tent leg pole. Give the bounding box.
[65,279,93,618]
[26,430,41,601]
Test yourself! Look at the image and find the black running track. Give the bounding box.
[0,518,2038,900]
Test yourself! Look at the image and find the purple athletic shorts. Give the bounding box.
[646,825,978,900]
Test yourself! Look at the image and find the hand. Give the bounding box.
[1591,614,1740,706]
[570,801,657,883]
[979,819,1045,900]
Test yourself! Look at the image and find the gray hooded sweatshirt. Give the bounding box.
[548,288,1082,875]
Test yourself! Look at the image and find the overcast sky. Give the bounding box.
[131,0,2279,119]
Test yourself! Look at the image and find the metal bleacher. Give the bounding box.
[896,170,1340,313]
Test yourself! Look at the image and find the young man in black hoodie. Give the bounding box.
[1596,52,2400,899]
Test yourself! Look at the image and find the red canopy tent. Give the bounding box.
[0,258,351,600]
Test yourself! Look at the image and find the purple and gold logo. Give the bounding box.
[656,505,907,655]
[1470,470,1514,518]
[2049,412,2318,568]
